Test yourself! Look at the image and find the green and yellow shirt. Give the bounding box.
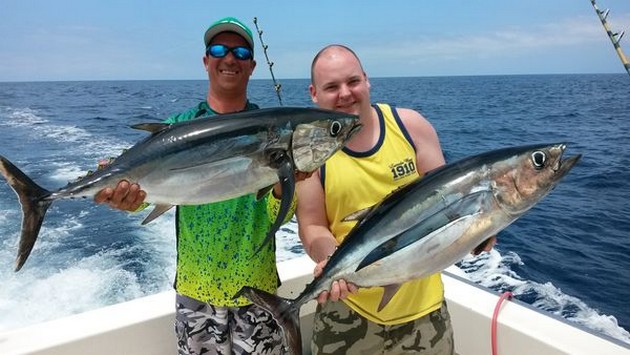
[165,101,293,307]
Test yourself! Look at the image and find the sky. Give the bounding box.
[1,0,629,82]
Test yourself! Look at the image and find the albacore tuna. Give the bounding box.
[237,143,581,355]
[0,107,361,271]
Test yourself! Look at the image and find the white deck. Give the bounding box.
[1,256,628,355]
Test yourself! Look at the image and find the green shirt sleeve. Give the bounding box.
[266,189,297,225]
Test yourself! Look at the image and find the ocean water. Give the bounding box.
[0,75,629,345]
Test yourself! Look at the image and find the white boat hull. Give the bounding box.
[1,256,628,355]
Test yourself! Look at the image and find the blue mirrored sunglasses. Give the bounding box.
[206,44,253,60]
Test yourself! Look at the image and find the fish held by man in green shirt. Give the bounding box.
[0,106,361,271]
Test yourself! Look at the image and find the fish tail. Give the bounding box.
[0,156,52,271]
[235,286,303,355]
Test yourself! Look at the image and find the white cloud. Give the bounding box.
[351,14,630,76]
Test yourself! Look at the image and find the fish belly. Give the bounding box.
[350,214,480,286]
[140,156,278,205]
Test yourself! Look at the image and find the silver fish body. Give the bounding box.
[237,142,581,355]
[0,106,361,271]
[52,107,358,202]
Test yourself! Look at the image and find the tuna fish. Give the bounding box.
[237,142,581,355]
[0,107,361,271]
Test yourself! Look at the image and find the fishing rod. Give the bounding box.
[589,0,630,76]
[253,17,284,105]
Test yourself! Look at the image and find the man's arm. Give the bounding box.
[296,170,357,302]
[396,108,446,174]
[296,170,337,263]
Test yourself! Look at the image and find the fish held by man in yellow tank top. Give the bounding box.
[237,142,581,355]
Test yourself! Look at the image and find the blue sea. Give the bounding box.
[0,75,629,345]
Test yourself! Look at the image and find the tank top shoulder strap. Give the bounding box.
[376,103,417,153]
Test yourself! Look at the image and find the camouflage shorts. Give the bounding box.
[175,293,286,355]
[311,300,454,355]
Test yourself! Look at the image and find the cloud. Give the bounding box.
[351,14,629,76]
[2,10,628,81]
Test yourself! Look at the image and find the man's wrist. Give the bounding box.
[310,237,338,263]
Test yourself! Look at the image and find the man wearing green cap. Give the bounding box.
[95,17,289,354]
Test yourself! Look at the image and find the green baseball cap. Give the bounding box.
[204,17,254,54]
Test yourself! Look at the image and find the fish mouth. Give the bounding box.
[346,122,363,140]
[554,144,582,176]
[556,155,581,179]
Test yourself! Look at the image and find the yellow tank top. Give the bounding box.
[322,103,444,325]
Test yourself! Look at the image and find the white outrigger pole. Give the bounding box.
[590,0,630,76]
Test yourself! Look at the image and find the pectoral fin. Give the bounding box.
[377,284,403,312]
[254,151,294,256]
[356,190,490,272]
[256,185,274,201]
[131,123,170,134]
[341,206,374,222]
[141,204,174,225]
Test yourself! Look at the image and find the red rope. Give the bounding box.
[491,291,513,355]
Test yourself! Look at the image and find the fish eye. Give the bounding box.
[531,151,546,169]
[330,121,342,136]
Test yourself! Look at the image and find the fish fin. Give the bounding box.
[473,237,494,255]
[254,151,294,256]
[130,123,170,134]
[341,183,416,225]
[377,284,403,312]
[256,185,274,200]
[141,204,174,225]
[356,190,490,272]
[341,206,374,222]
[235,286,302,355]
[0,155,53,272]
